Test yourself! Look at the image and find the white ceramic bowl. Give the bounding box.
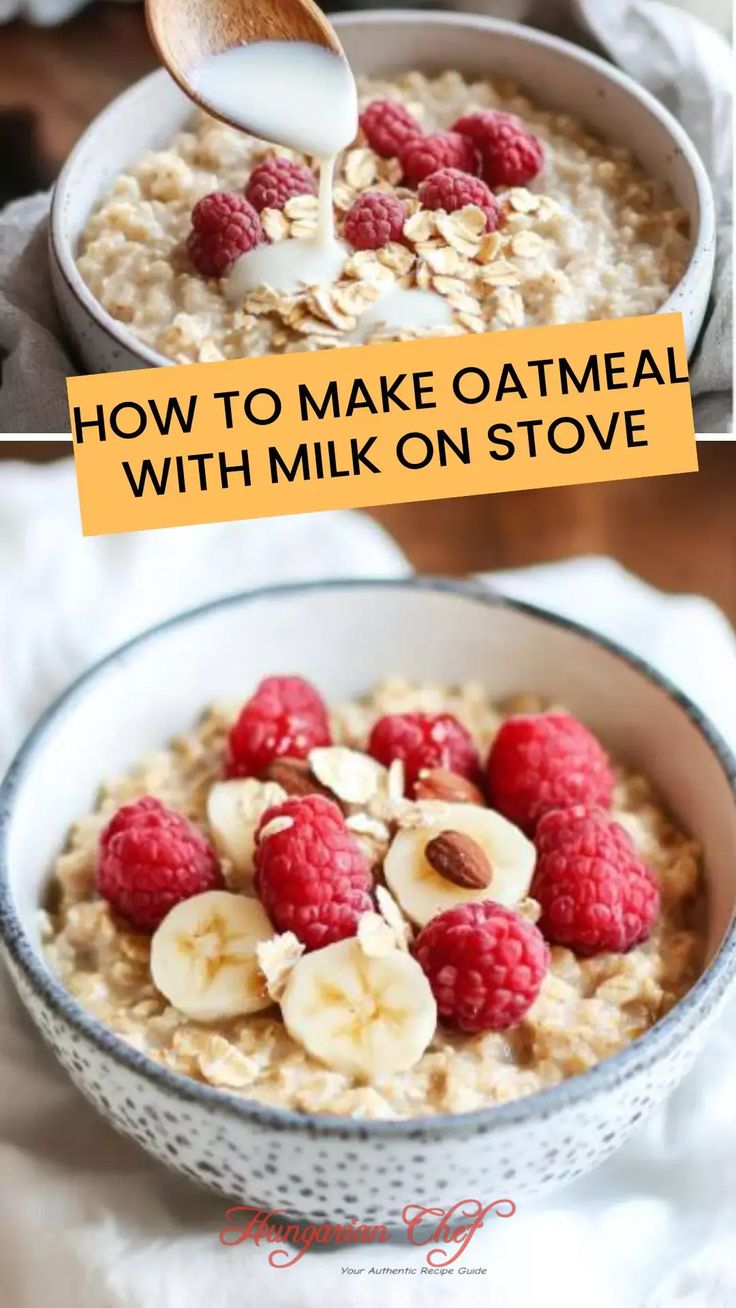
[1,578,735,1225]
[50,10,715,374]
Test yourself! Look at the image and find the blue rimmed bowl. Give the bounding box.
[1,577,735,1223]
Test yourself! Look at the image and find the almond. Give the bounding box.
[424,829,492,890]
[265,758,333,801]
[414,768,486,806]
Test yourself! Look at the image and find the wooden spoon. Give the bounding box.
[145,0,345,130]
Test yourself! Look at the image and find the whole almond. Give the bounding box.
[414,768,486,806]
[265,758,334,801]
[424,829,492,890]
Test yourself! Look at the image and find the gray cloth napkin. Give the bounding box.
[0,193,71,432]
[0,0,731,433]
[575,0,733,431]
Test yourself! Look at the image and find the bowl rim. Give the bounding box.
[49,7,715,372]
[1,574,736,1139]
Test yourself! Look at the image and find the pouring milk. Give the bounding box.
[190,38,452,333]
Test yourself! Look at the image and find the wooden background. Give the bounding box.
[3,441,735,623]
[0,4,733,621]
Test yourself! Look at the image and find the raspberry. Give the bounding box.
[535,804,631,858]
[399,132,479,187]
[97,797,222,933]
[186,191,262,277]
[254,794,373,950]
[418,167,500,231]
[367,712,480,795]
[451,111,544,188]
[531,806,660,955]
[227,676,331,779]
[414,901,549,1033]
[343,192,406,251]
[487,713,614,833]
[359,99,422,158]
[245,158,316,212]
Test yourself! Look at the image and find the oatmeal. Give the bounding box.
[43,678,705,1120]
[76,70,691,365]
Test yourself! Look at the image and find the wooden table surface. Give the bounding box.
[4,442,736,624]
[1,6,734,623]
[0,6,157,201]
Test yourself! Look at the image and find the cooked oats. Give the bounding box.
[44,680,705,1119]
[76,71,691,364]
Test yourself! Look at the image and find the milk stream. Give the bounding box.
[192,39,450,334]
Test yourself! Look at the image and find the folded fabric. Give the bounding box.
[0,466,735,1305]
[575,0,733,431]
[0,0,732,432]
[0,193,71,431]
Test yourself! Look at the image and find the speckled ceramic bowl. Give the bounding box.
[1,578,735,1224]
[50,9,716,374]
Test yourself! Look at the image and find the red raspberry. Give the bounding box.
[254,794,373,950]
[531,806,660,955]
[359,99,422,158]
[399,132,479,187]
[97,797,222,933]
[535,804,631,858]
[186,191,262,277]
[418,167,500,231]
[367,712,480,795]
[414,901,549,1033]
[343,192,406,251]
[487,713,614,833]
[452,111,544,188]
[245,158,316,212]
[227,675,331,779]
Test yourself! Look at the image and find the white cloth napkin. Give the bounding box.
[1,460,735,1306]
[0,0,732,433]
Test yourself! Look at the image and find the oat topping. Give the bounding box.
[357,910,400,959]
[258,814,295,841]
[256,931,305,1002]
[308,745,386,805]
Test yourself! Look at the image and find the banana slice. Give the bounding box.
[207,778,286,886]
[281,937,436,1079]
[151,890,274,1021]
[384,802,535,926]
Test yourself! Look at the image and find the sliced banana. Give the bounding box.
[281,937,436,1080]
[384,802,535,926]
[207,778,286,886]
[151,890,274,1021]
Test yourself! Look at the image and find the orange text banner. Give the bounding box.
[68,311,697,535]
